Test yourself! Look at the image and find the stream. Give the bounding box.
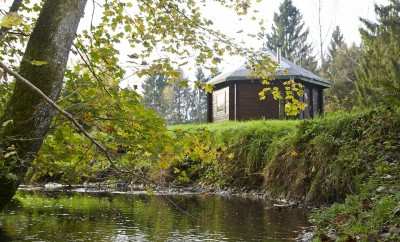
[0,189,310,241]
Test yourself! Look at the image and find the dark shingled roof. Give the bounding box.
[208,50,331,88]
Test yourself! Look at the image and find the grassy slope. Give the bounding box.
[165,120,299,188]
[169,109,400,241]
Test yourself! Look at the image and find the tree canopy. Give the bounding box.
[356,0,400,107]
[0,0,284,209]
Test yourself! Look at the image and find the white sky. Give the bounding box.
[0,0,389,89]
[200,0,388,70]
[207,0,387,47]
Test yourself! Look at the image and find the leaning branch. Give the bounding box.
[0,62,202,219]
[0,62,116,167]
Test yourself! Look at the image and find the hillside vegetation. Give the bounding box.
[163,120,299,188]
[170,107,400,241]
[25,107,400,241]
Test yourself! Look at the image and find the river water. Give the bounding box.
[0,190,309,241]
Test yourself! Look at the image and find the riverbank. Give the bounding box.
[18,183,302,205]
[166,107,400,241]
[24,107,400,241]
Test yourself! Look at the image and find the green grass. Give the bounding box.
[169,119,300,133]
[163,119,301,188]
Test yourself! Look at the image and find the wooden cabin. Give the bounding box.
[207,51,331,122]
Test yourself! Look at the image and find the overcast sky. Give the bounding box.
[206,0,388,47]
[200,0,388,70]
[0,0,389,88]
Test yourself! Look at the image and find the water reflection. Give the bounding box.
[0,191,309,241]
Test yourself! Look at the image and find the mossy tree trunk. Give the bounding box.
[0,0,87,210]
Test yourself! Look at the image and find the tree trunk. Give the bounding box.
[0,0,87,210]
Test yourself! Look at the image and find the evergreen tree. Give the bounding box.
[265,0,317,71]
[325,44,361,111]
[190,68,208,123]
[161,70,191,124]
[141,75,168,117]
[356,0,400,107]
[165,83,190,124]
[142,70,209,124]
[323,26,361,111]
[327,26,345,61]
[320,26,345,77]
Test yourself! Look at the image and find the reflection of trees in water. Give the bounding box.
[0,191,309,241]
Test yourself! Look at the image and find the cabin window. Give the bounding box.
[214,88,229,114]
[216,91,226,112]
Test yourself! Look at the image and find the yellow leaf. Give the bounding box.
[203,84,214,93]
[31,60,48,66]
[159,160,169,169]
[0,13,23,28]
[227,153,234,159]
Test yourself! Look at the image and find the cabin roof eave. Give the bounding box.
[215,75,331,88]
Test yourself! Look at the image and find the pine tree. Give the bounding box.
[320,26,345,77]
[190,68,208,123]
[327,26,345,61]
[141,75,168,117]
[265,0,317,71]
[161,70,190,124]
[166,83,187,124]
[356,0,400,107]
[325,44,361,111]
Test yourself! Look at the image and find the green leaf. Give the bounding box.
[203,84,214,93]
[0,13,23,28]
[31,60,48,66]
[5,173,18,181]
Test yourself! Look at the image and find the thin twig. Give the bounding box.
[72,43,113,97]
